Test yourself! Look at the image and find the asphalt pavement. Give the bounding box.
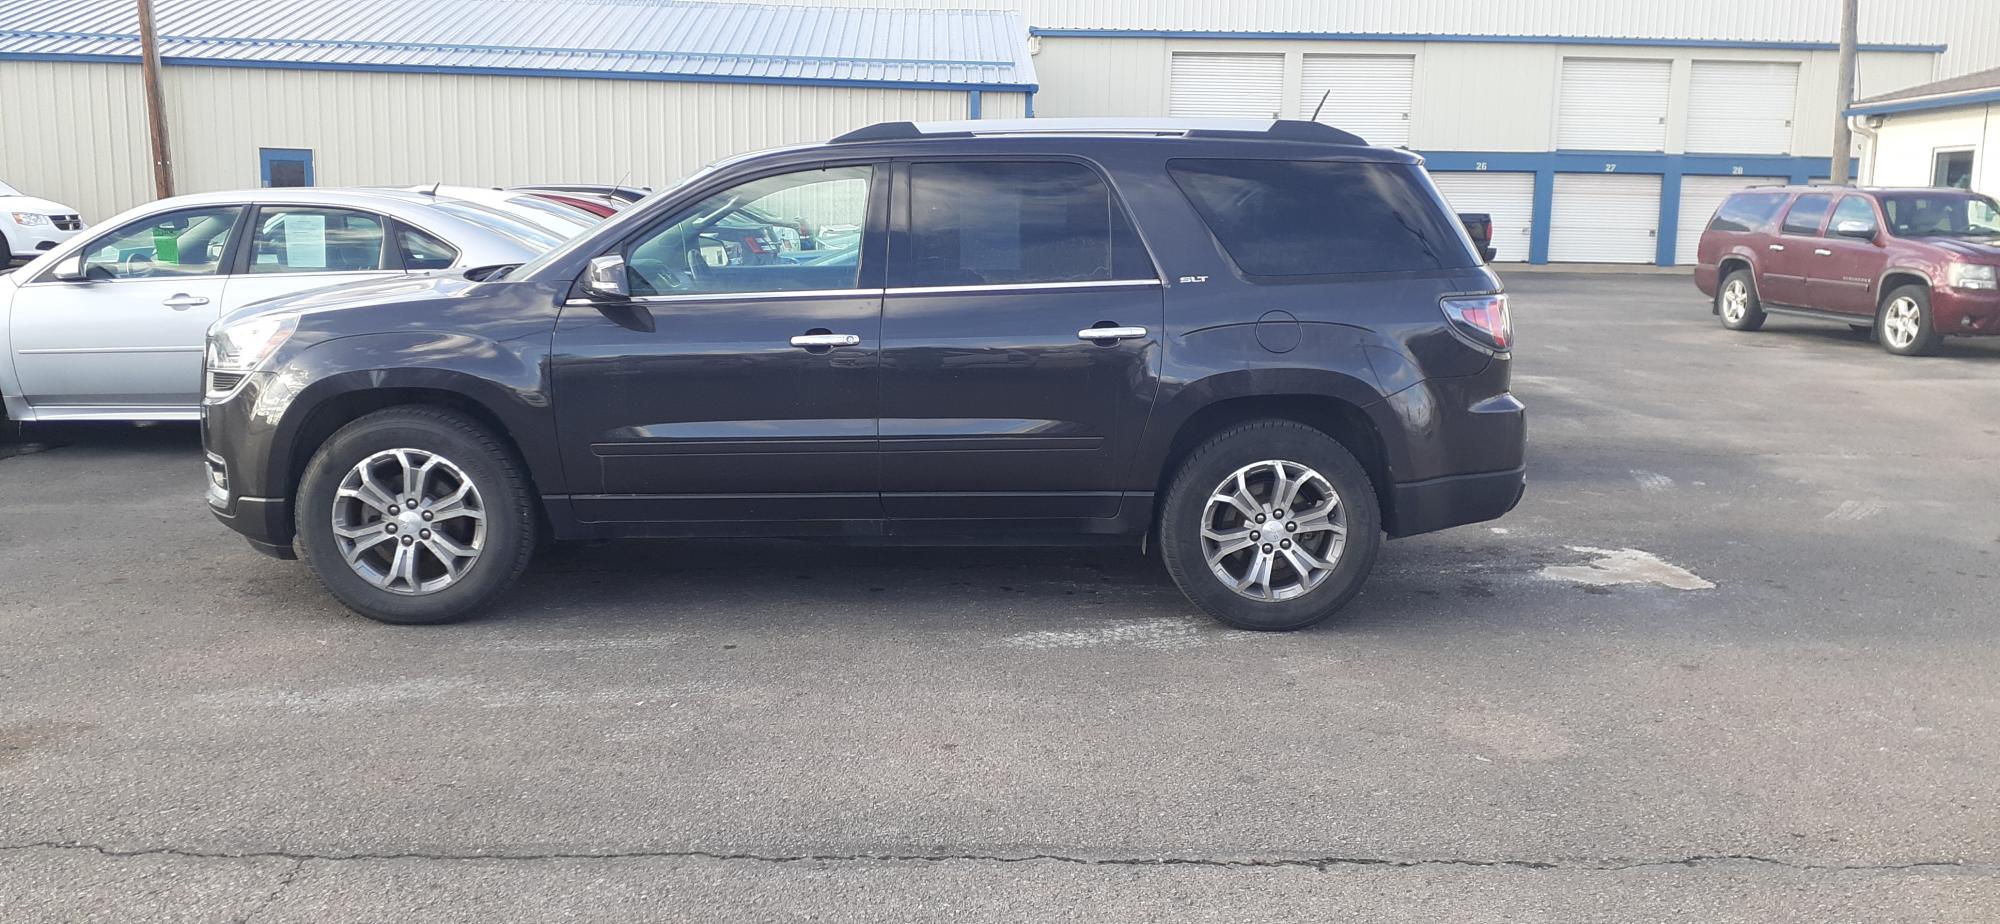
[3,272,1998,921]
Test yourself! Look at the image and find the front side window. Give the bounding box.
[1826,197,1878,237]
[78,206,243,280]
[1168,159,1475,277]
[1780,194,1833,236]
[1879,193,2000,240]
[1709,192,1786,233]
[624,165,873,296]
[247,207,387,274]
[397,225,458,271]
[902,161,1153,287]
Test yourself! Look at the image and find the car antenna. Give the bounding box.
[428,181,441,196]
[1309,90,1331,123]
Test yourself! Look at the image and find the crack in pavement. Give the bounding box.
[238,857,304,924]
[0,840,1984,875]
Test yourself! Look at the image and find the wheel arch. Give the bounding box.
[1878,269,1932,305]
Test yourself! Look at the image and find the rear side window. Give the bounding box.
[246,207,387,274]
[1167,159,1474,277]
[902,161,1154,287]
[396,225,458,270]
[1780,194,1833,236]
[1708,192,1786,233]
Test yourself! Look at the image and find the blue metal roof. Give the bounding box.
[0,0,1038,90]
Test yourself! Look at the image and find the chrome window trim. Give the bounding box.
[562,287,879,307]
[884,278,1163,296]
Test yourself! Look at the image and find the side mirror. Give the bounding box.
[50,254,86,281]
[582,254,629,299]
[1834,219,1878,241]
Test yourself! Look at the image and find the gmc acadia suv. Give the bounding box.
[1695,185,2000,356]
[202,118,1527,631]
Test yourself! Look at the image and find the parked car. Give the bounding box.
[513,183,652,204]
[1,180,86,265]
[201,118,1525,631]
[517,189,623,218]
[394,185,599,240]
[1458,212,1498,262]
[0,188,548,425]
[1695,185,2000,355]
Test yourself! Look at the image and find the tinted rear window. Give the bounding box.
[1781,194,1834,236]
[1168,159,1475,277]
[903,161,1154,287]
[1708,192,1786,233]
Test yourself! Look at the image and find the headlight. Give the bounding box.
[1948,263,1997,291]
[206,315,298,374]
[9,212,50,226]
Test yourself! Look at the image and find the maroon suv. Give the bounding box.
[1694,186,2000,355]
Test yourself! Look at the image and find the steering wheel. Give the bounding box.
[629,258,692,294]
[118,252,156,278]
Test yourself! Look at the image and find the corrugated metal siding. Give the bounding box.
[0,0,1037,88]
[1168,52,1284,118]
[0,60,992,221]
[1299,54,1413,147]
[1675,175,1785,264]
[1429,171,1535,262]
[1556,57,1670,151]
[1549,173,1661,263]
[0,60,151,223]
[1685,61,1798,154]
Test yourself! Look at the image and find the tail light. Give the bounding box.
[1441,293,1512,352]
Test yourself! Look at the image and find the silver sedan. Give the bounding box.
[0,188,549,423]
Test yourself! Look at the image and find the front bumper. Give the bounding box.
[5,221,82,258]
[1932,287,2000,335]
[203,372,296,557]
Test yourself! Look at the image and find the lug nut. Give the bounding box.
[385,523,397,534]
[1280,539,1292,549]
[387,505,400,515]
[1255,513,1267,523]
[421,511,434,521]
[420,530,430,539]
[1285,522,1297,532]
[1249,530,1260,541]
[1273,508,1285,518]
[1261,544,1274,554]
[401,536,414,546]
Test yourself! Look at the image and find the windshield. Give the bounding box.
[1878,192,2000,240]
[514,162,727,281]
[421,199,566,251]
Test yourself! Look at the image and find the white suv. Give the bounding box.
[1,181,86,265]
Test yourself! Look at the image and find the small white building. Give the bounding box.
[1852,67,2000,195]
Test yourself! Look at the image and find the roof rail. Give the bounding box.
[829,118,1369,146]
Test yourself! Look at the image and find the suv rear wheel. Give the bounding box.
[1878,285,1941,357]
[1717,269,1766,332]
[1159,420,1382,631]
[294,407,537,624]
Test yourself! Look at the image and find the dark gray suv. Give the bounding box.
[202,118,1526,631]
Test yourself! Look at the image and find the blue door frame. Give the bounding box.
[1419,150,1829,264]
[259,147,315,187]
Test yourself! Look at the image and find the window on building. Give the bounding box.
[1708,192,1787,233]
[80,206,243,280]
[1168,158,1475,277]
[246,207,387,273]
[1933,149,1975,189]
[1780,194,1834,236]
[901,161,1153,288]
[260,148,315,188]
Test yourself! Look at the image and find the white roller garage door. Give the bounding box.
[1557,58,1670,151]
[1549,173,1662,264]
[1429,172,1535,262]
[1170,52,1284,119]
[1675,174,1786,264]
[1686,61,1799,155]
[1299,54,1414,147]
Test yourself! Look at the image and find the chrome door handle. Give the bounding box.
[1078,326,1148,342]
[789,333,860,348]
[162,294,210,310]
[1767,244,1786,252]
[1814,248,1833,256]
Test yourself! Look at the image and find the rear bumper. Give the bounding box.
[1387,465,1526,537]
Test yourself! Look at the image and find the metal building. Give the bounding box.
[1851,68,2000,194]
[0,0,1036,224]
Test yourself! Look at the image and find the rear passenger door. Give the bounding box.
[879,159,1163,524]
[1808,195,1887,315]
[1762,193,1831,307]
[220,205,405,313]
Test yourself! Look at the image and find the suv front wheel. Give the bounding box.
[295,407,537,624]
[1159,420,1382,631]
[1878,285,1942,357]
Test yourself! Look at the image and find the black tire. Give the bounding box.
[1877,284,1942,357]
[294,407,536,625]
[1159,419,1382,631]
[1716,269,1766,332]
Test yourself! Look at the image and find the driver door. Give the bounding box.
[10,204,244,414]
[551,162,887,529]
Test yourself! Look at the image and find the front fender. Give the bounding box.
[241,330,559,500]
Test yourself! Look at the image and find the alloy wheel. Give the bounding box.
[1882,297,1922,350]
[1721,279,1750,324]
[1200,459,1349,602]
[331,448,486,595]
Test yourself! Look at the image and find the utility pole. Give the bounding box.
[136,0,174,199]
[1830,0,1859,185]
